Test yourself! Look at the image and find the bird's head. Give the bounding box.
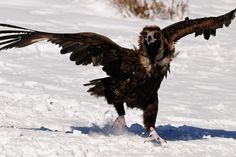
[140,26,162,46]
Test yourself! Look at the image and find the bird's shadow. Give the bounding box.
[14,123,236,141]
[69,123,236,141]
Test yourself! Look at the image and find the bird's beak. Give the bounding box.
[146,36,157,45]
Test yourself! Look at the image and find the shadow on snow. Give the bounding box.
[69,123,236,141]
[10,123,236,141]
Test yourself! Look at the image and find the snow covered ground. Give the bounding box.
[0,0,235,156]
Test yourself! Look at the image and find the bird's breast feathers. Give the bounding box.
[139,55,152,73]
[139,51,173,77]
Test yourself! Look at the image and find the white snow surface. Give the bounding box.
[0,0,236,156]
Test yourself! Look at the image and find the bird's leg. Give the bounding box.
[113,103,127,129]
[143,96,167,146]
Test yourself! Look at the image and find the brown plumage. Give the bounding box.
[0,9,235,142]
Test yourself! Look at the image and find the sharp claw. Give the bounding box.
[112,116,127,130]
[144,127,167,147]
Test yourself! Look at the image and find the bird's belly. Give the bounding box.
[123,74,165,109]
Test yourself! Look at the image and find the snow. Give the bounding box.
[0,0,236,156]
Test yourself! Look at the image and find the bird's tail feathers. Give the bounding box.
[84,77,124,104]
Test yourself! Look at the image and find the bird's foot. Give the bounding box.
[145,127,167,147]
[112,115,127,130]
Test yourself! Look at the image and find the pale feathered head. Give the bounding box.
[140,26,162,46]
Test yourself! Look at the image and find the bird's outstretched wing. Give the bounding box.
[162,8,236,43]
[0,23,134,77]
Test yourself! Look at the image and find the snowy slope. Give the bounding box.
[0,0,235,156]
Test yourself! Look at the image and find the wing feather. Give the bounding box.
[162,8,236,42]
[0,24,129,64]
[0,23,134,77]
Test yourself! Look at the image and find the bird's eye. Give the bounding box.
[141,31,147,38]
[154,32,159,39]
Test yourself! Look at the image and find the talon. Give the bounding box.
[145,127,167,147]
[112,115,127,130]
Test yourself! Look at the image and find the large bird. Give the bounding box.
[0,9,235,145]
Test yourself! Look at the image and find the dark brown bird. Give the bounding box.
[0,9,235,145]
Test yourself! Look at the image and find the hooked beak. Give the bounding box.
[146,35,157,45]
